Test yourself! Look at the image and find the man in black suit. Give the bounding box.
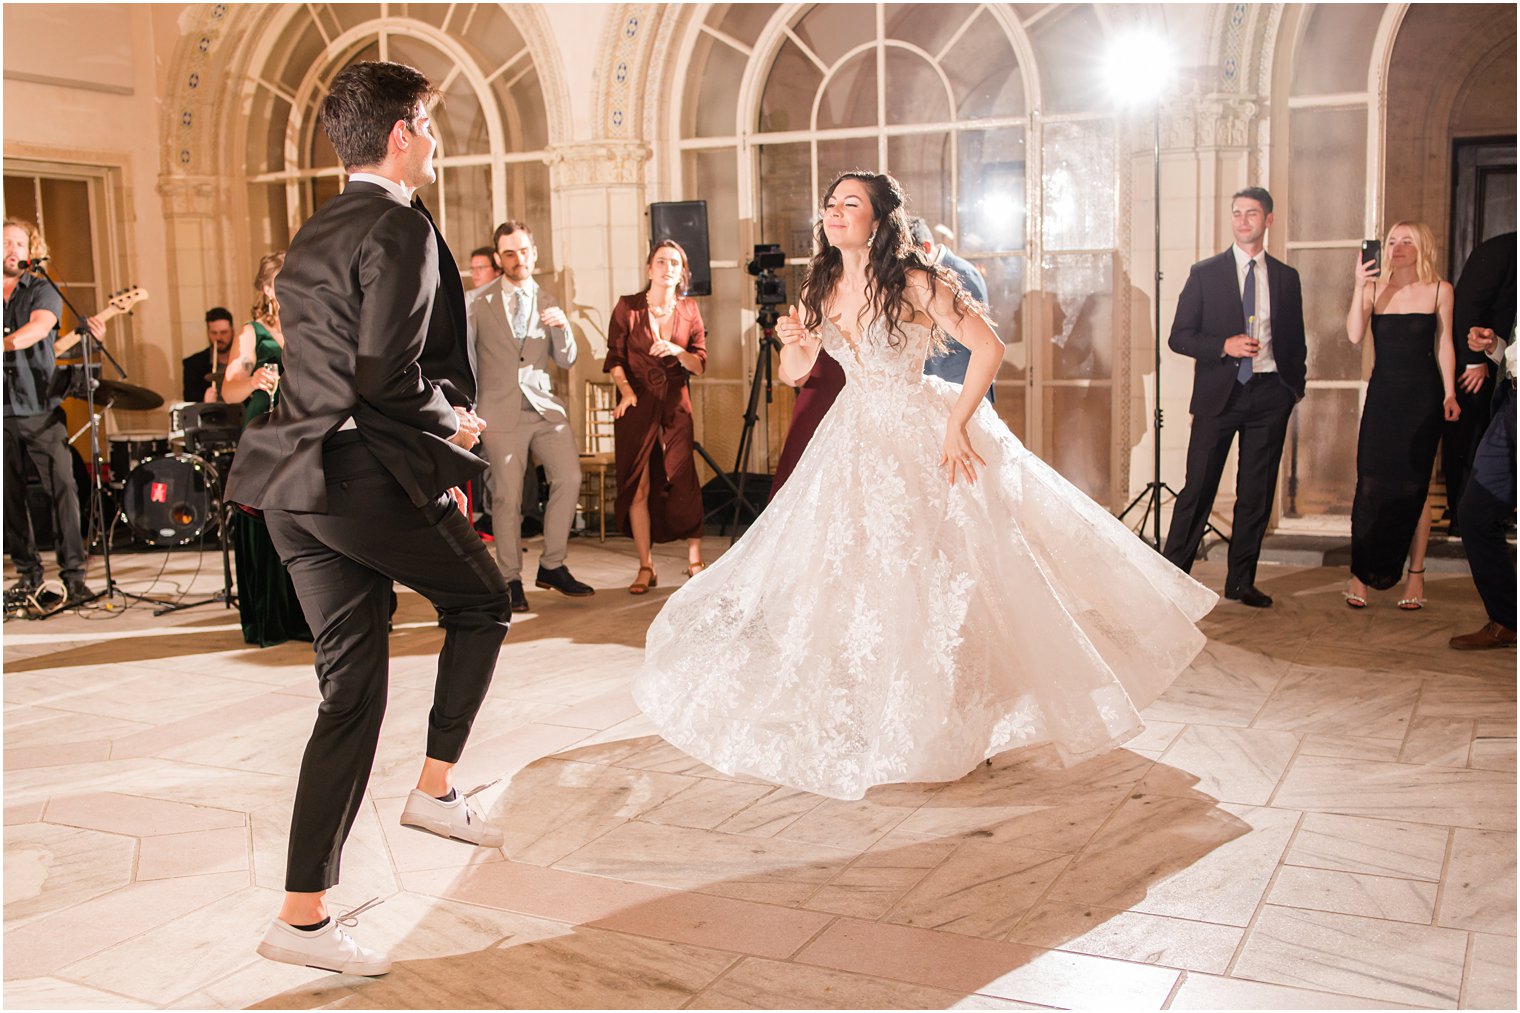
[1445,232,1516,535]
[1162,187,1306,607]
[181,306,234,402]
[226,62,510,976]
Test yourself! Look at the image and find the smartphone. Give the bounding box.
[1360,239,1381,274]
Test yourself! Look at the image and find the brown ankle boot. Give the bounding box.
[1448,621,1517,650]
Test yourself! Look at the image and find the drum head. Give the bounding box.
[120,454,218,546]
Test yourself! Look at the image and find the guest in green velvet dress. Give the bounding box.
[222,252,312,647]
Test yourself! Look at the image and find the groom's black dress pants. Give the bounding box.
[265,433,510,892]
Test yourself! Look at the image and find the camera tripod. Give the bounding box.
[698,306,784,540]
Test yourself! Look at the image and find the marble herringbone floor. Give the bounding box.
[3,536,1515,1009]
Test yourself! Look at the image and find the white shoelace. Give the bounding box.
[335,896,385,928]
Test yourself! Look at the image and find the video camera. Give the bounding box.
[746,244,788,315]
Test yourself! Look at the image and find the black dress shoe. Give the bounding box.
[1224,585,1273,608]
[535,564,595,598]
[506,579,529,613]
[63,578,95,604]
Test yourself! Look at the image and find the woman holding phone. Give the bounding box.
[1343,222,1458,609]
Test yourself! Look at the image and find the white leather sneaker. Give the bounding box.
[398,788,504,848]
[256,918,391,976]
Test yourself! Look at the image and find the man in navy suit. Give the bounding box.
[1162,187,1306,608]
[909,217,993,404]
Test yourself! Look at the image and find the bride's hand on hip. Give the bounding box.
[941,423,986,486]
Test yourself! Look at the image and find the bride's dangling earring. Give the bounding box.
[867,229,877,247]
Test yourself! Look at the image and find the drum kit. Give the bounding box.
[81,380,241,549]
[7,275,240,619]
[58,357,242,617]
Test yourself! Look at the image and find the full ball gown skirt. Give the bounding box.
[632,319,1217,801]
[1349,311,1444,590]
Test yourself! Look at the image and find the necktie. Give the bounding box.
[510,289,530,337]
[1238,259,1256,385]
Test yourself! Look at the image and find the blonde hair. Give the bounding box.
[1384,221,1439,285]
[2,218,48,262]
[251,251,285,327]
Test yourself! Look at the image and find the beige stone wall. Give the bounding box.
[3,4,183,431]
[4,2,1514,524]
[1383,3,1517,277]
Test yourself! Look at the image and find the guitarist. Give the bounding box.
[3,217,101,604]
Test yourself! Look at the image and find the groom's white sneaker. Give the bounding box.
[256,918,391,976]
[399,788,503,848]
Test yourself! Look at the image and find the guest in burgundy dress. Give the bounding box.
[605,240,708,593]
[772,350,846,495]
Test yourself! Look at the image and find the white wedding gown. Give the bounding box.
[632,317,1217,801]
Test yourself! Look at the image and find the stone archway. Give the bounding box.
[156,3,574,341]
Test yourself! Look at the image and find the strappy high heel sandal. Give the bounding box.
[684,561,706,578]
[1344,588,1368,609]
[629,565,657,595]
[1398,568,1426,610]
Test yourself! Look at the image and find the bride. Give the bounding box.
[631,171,1217,801]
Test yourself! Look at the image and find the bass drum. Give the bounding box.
[120,454,219,546]
[109,433,171,486]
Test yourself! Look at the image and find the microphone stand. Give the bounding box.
[24,264,173,611]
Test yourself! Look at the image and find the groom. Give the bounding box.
[225,61,511,975]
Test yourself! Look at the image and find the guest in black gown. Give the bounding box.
[223,252,313,647]
[1344,221,1459,609]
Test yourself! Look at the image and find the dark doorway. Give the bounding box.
[1451,136,1517,273]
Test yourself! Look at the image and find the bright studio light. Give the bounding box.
[1104,32,1174,105]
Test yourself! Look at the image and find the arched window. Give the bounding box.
[241,5,552,276]
[1274,3,1391,525]
[677,3,1126,505]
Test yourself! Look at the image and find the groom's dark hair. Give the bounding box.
[320,62,438,170]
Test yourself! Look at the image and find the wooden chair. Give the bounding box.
[578,380,619,541]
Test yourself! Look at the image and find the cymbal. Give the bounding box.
[93,378,165,411]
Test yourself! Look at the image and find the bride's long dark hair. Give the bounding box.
[798,170,968,353]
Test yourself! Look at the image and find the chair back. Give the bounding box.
[583,380,617,456]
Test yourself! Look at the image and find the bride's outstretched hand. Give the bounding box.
[775,305,809,345]
[941,422,986,486]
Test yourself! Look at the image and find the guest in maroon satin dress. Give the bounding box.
[605,240,708,593]
[771,349,846,495]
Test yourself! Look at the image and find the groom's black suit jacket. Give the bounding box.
[226,182,483,512]
[1168,249,1306,418]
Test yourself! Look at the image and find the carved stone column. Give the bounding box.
[545,140,655,440]
[157,173,235,366]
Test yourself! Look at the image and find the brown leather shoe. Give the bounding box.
[1449,621,1517,650]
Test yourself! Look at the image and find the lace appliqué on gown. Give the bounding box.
[632,317,1217,800]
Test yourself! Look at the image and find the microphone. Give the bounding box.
[18,257,48,270]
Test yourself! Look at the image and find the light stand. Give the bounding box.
[1116,95,1171,549]
[1107,37,1229,553]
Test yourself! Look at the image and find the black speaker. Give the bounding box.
[649,200,712,297]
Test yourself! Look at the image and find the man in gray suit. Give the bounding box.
[468,220,593,611]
